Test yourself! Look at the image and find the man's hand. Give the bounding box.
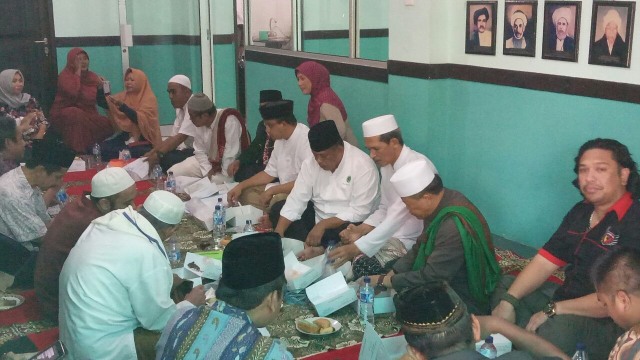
[143,149,159,166]
[305,224,326,247]
[491,300,517,324]
[329,243,361,268]
[258,188,274,208]
[227,160,240,177]
[525,311,549,332]
[339,224,364,244]
[184,285,206,306]
[227,185,243,206]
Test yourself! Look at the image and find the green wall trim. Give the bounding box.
[388,60,640,105]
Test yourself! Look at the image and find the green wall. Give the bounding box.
[212,44,237,109]
[246,60,640,249]
[302,39,350,58]
[359,37,388,62]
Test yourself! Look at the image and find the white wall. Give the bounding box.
[390,0,640,85]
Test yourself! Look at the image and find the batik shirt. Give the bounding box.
[609,328,640,360]
[156,300,293,360]
[0,167,50,249]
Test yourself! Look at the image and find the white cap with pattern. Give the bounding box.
[91,168,135,198]
[390,160,436,197]
[362,114,399,138]
[143,190,185,225]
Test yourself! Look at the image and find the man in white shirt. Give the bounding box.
[59,191,205,360]
[144,75,197,171]
[275,120,380,257]
[329,115,438,279]
[227,100,312,212]
[167,93,248,184]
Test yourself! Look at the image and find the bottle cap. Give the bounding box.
[246,220,251,224]
[215,205,221,210]
[364,276,370,284]
[485,336,494,343]
[576,343,586,350]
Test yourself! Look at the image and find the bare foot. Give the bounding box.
[257,214,272,231]
[296,246,324,261]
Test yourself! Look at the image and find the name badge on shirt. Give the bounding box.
[601,226,619,246]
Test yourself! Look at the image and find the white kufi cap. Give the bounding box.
[390,160,436,197]
[91,168,135,198]
[168,74,191,90]
[143,190,185,225]
[362,114,399,138]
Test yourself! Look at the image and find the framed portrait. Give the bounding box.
[503,1,537,57]
[542,1,581,62]
[465,1,498,55]
[588,1,635,68]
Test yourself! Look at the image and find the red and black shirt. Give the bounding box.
[539,192,640,301]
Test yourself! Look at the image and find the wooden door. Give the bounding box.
[0,0,58,113]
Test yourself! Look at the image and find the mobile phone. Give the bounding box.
[29,340,67,360]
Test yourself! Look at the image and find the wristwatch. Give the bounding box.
[376,275,387,290]
[543,301,556,318]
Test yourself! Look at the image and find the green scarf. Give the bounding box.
[411,206,501,305]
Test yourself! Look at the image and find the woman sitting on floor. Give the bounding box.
[103,68,161,161]
[49,48,113,153]
[0,69,47,142]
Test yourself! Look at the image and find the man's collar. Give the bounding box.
[608,191,633,220]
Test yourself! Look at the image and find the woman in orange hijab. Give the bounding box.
[101,68,161,161]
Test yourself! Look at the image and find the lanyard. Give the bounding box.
[123,212,168,259]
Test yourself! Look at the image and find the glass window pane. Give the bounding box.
[301,0,350,57]
[358,0,388,61]
[248,0,293,50]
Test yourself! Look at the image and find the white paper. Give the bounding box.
[306,272,349,302]
[281,237,304,256]
[123,157,149,180]
[359,323,406,360]
[68,158,86,172]
[175,176,201,193]
[183,252,222,280]
[185,177,219,199]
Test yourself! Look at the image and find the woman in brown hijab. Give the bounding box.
[101,68,161,161]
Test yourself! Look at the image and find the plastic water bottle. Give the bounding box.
[167,236,181,268]
[92,143,102,165]
[151,165,164,190]
[243,219,255,232]
[359,276,375,326]
[479,336,498,359]
[56,186,68,207]
[165,171,176,193]
[571,343,588,360]
[213,205,226,238]
[217,197,226,223]
[323,240,338,277]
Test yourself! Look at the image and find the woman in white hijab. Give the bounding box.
[0,69,46,140]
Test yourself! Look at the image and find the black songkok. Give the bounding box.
[259,89,283,103]
[30,133,75,169]
[218,232,284,290]
[394,281,467,334]
[308,120,342,152]
[259,100,294,120]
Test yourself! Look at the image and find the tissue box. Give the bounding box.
[226,205,263,227]
[474,333,512,356]
[359,322,406,360]
[284,252,323,290]
[306,272,357,316]
[183,252,222,281]
[349,283,396,314]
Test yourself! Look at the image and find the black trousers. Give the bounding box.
[269,200,360,247]
[0,233,37,288]
[159,148,194,172]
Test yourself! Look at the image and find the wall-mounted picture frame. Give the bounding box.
[504,1,537,57]
[466,1,498,55]
[542,1,581,62]
[588,1,635,68]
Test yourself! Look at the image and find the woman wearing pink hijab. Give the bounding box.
[295,61,358,146]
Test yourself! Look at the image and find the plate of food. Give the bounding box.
[295,317,341,336]
[0,294,25,311]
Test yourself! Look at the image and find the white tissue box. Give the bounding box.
[284,252,324,290]
[225,205,263,227]
[306,272,357,316]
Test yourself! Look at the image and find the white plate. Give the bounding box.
[295,317,341,336]
[0,294,25,311]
